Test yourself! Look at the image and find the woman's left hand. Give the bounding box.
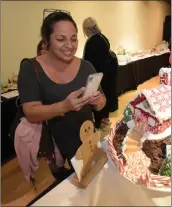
[89,91,106,110]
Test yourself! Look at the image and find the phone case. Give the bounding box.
[84,73,103,96]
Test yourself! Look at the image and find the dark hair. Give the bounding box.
[41,12,78,46]
[37,40,46,56]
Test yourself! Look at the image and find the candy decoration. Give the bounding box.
[161,73,168,85]
[159,67,171,86]
[108,120,171,189]
[124,104,133,123]
[159,157,171,177]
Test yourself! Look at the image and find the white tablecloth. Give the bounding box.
[117,51,170,66]
[32,161,171,206]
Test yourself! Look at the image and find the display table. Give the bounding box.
[1,90,18,164]
[32,139,171,206]
[117,61,137,96]
[116,52,170,96]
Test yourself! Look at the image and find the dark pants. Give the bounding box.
[93,107,109,129]
[49,153,75,181]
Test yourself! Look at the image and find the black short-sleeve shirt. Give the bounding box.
[18,58,97,156]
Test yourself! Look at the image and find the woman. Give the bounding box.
[18,12,106,179]
[37,40,47,56]
[83,17,118,129]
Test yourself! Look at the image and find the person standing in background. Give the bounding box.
[37,40,47,56]
[82,17,118,129]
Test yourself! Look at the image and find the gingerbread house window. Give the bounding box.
[148,117,156,127]
[143,100,149,109]
[135,108,141,116]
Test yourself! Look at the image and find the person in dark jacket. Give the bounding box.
[168,37,171,51]
[83,17,118,129]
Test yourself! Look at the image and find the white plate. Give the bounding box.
[106,139,171,193]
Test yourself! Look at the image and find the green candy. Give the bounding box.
[159,157,171,177]
[124,104,133,123]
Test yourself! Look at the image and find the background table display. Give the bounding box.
[135,53,170,85]
[116,52,170,96]
[117,61,137,96]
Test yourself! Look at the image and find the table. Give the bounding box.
[1,91,18,164]
[117,61,137,96]
[32,162,171,206]
[116,52,170,96]
[135,53,170,85]
[32,139,171,206]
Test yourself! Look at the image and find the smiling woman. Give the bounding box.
[17,11,106,181]
[41,11,78,63]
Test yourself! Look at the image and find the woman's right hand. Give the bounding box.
[62,87,92,112]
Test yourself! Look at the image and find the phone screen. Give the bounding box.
[83,73,103,96]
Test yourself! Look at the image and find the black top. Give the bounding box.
[83,33,118,114]
[83,33,110,76]
[17,58,96,156]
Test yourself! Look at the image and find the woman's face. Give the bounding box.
[49,21,78,63]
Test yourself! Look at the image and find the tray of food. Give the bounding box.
[107,85,171,192]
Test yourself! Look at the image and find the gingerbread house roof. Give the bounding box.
[140,85,171,122]
[159,67,171,75]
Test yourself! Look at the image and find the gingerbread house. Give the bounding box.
[130,85,171,134]
[159,67,171,86]
[116,45,126,55]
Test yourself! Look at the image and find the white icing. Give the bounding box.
[122,129,132,158]
[137,102,154,116]
[148,117,156,127]
[166,145,171,157]
[122,127,141,158]
[123,120,135,156]
[159,67,171,75]
[141,125,171,141]
[123,150,151,184]
[141,85,171,122]
[135,108,141,116]
[126,120,134,129]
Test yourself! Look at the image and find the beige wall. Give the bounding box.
[1,1,170,85]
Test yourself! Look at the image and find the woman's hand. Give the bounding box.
[62,87,92,112]
[89,91,106,111]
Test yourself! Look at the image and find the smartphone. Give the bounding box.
[83,73,103,96]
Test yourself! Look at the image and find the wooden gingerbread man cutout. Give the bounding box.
[75,120,106,180]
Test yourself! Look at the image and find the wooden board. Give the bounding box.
[72,153,107,188]
[71,121,108,188]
